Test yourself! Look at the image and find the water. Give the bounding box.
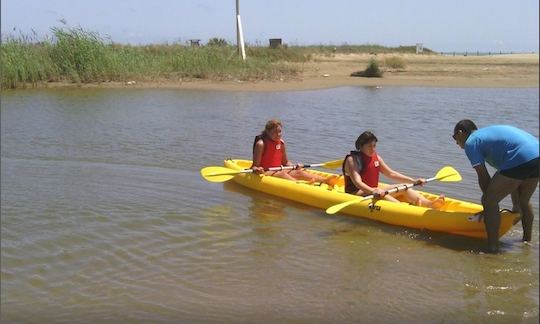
[1,87,538,323]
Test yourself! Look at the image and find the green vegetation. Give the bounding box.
[303,44,434,57]
[206,38,229,47]
[1,34,58,88]
[1,26,306,89]
[350,58,383,78]
[383,56,407,69]
[1,26,428,89]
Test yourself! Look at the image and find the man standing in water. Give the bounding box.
[452,119,539,253]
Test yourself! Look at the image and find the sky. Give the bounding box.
[2,0,539,53]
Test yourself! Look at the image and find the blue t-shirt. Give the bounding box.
[465,125,539,171]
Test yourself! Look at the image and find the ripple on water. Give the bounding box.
[1,87,538,322]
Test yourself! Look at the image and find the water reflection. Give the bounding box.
[223,181,287,225]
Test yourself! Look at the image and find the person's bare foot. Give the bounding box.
[430,194,445,209]
[324,175,339,188]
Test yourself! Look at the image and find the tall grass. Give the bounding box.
[49,27,110,83]
[1,36,58,88]
[1,26,309,89]
[1,26,429,89]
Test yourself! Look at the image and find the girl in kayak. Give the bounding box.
[343,131,445,209]
[251,119,338,186]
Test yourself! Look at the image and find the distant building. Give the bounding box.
[269,38,282,49]
[189,39,201,47]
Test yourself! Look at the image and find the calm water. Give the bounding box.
[1,86,538,323]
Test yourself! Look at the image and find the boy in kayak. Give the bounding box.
[251,119,338,186]
[343,131,445,209]
[453,119,539,253]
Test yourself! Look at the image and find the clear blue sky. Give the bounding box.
[2,0,538,52]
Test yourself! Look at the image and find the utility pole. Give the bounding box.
[236,0,246,60]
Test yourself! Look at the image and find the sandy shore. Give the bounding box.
[51,53,539,91]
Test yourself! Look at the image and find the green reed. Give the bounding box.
[1,35,58,88]
[1,26,426,89]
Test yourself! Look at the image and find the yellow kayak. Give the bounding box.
[223,159,519,239]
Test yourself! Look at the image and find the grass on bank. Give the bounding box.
[1,26,427,89]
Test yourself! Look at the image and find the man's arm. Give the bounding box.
[473,164,491,193]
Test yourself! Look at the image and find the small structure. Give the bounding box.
[415,43,423,54]
[189,39,201,47]
[269,38,282,49]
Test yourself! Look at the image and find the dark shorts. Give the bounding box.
[499,157,539,180]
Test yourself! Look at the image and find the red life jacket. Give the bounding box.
[360,151,380,188]
[256,137,284,169]
[343,151,380,194]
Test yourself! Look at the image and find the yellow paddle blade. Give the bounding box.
[326,196,370,214]
[435,166,462,182]
[322,159,343,169]
[326,200,357,214]
[200,166,244,183]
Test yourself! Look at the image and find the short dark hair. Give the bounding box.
[355,131,378,150]
[454,119,478,134]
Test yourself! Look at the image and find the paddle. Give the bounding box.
[325,166,462,215]
[201,159,343,183]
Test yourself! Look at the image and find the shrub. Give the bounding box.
[207,38,229,47]
[384,56,406,69]
[350,58,383,77]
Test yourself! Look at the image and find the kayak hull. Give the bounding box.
[223,159,519,239]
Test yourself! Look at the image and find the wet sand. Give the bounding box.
[49,53,539,91]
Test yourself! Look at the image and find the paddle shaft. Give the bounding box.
[233,163,328,175]
[325,169,459,214]
[360,174,444,201]
[203,162,332,180]
[257,163,325,172]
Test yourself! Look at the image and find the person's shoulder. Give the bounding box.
[254,138,265,148]
[477,125,522,138]
[344,154,356,166]
[482,125,516,132]
[500,125,529,134]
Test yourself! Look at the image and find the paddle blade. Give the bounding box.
[322,159,343,169]
[200,166,238,183]
[326,197,369,214]
[326,201,352,214]
[435,166,462,182]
